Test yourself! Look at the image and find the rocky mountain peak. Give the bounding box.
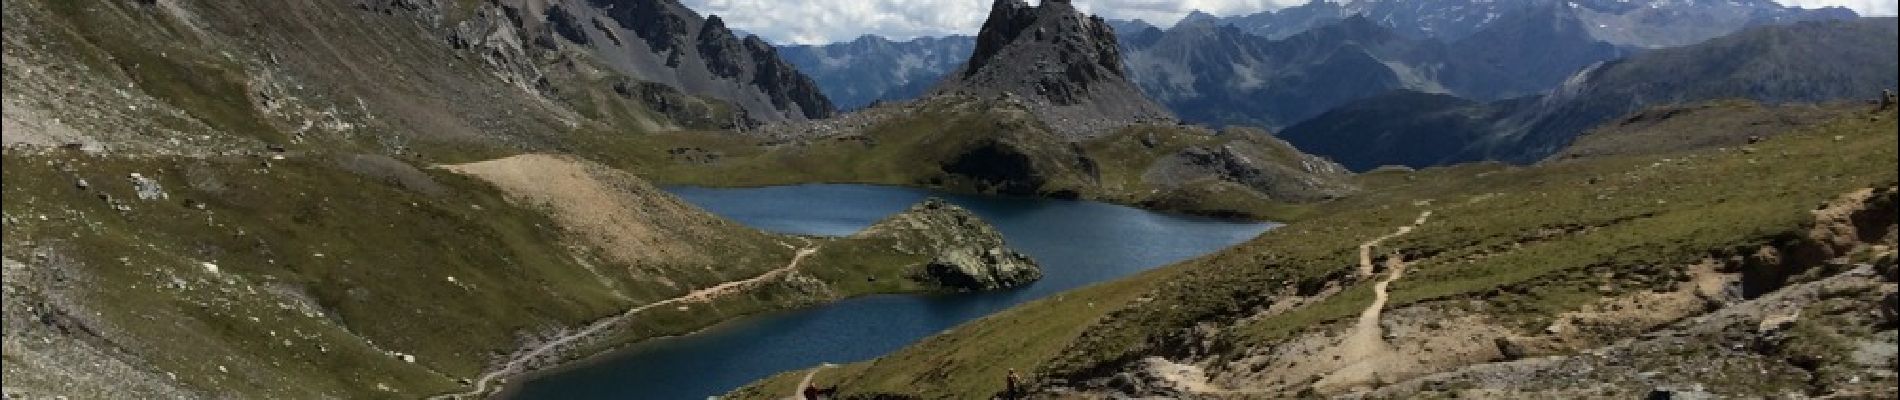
[1179,10,1222,26]
[964,0,1072,77]
[1171,12,1223,32]
[935,0,1174,137]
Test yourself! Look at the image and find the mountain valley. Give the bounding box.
[3,0,1895,399]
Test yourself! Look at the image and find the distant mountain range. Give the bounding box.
[1213,0,1856,48]
[784,0,1854,132]
[1280,17,1900,171]
[1121,5,1629,130]
[776,35,975,110]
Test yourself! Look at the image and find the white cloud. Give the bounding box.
[680,0,1302,44]
[682,0,993,45]
[683,0,1896,45]
[1780,0,1897,16]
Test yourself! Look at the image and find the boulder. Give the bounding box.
[1494,337,1528,361]
[920,246,1041,291]
[1646,387,1716,400]
[128,173,167,201]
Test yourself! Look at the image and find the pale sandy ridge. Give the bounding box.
[438,153,724,267]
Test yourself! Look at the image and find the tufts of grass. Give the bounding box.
[3,146,1060,397]
[726,109,1898,398]
[41,1,286,145]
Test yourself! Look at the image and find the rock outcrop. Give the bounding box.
[1141,128,1356,203]
[932,0,1173,137]
[855,198,1041,290]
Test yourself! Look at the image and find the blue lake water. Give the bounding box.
[506,184,1275,399]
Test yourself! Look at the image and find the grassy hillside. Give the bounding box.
[2,152,638,397]
[1,0,1337,398]
[4,0,1352,225]
[1,1,835,394]
[1544,99,1866,162]
[561,96,1356,221]
[0,148,1052,398]
[0,2,1331,397]
[730,106,1898,398]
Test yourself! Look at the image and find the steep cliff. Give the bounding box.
[509,0,835,123]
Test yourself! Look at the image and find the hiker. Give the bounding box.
[1881,89,1896,111]
[803,385,837,400]
[1001,368,1024,400]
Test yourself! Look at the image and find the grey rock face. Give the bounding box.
[921,246,1040,291]
[499,0,835,123]
[697,16,748,79]
[739,36,835,120]
[932,0,1174,137]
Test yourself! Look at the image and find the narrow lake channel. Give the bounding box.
[506,184,1276,399]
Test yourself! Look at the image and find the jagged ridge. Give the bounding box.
[932,0,1173,137]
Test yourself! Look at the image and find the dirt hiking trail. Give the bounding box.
[1315,210,1432,392]
[433,247,819,399]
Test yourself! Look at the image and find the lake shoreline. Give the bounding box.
[507,184,1275,399]
[644,180,1304,223]
[491,288,1022,399]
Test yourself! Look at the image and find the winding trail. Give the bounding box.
[1357,211,1431,277]
[1315,210,1432,392]
[1154,210,1434,396]
[432,247,820,399]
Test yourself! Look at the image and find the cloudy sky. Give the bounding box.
[680,0,1898,45]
